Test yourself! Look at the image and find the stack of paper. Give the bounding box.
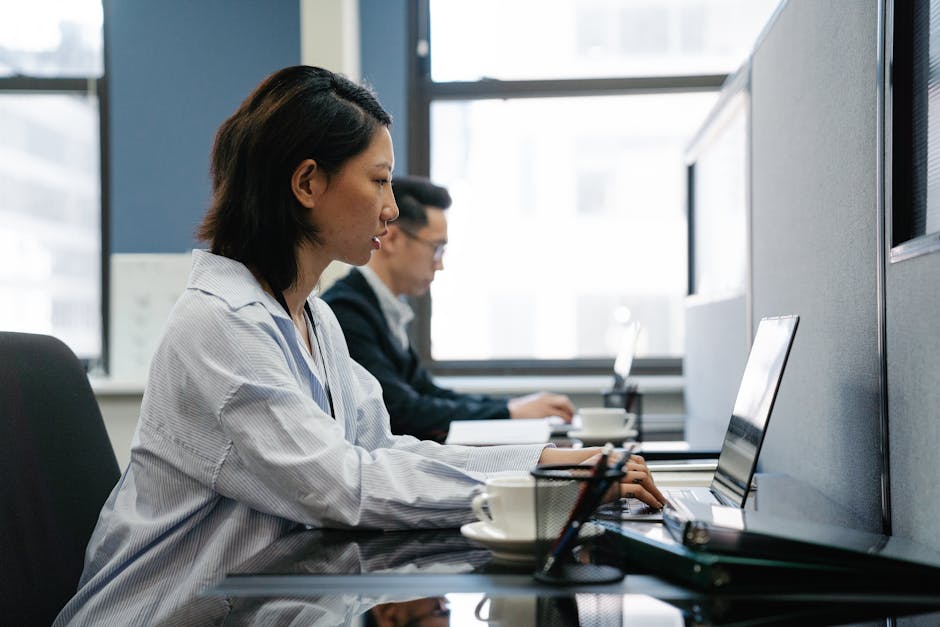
[444,419,551,446]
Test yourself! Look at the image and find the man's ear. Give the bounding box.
[291,158,324,209]
[381,224,406,252]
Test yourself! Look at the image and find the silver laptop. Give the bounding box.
[616,314,800,519]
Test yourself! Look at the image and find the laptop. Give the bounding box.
[550,319,641,437]
[610,314,800,521]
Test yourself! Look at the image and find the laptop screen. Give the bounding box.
[710,315,799,507]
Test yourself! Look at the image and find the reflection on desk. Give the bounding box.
[200,527,940,626]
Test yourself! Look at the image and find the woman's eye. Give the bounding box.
[376,178,389,187]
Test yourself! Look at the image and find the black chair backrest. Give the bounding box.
[0,332,120,624]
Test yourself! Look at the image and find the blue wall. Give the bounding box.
[359,0,409,177]
[107,0,300,253]
[107,0,410,253]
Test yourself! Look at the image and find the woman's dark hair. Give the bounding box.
[197,65,391,292]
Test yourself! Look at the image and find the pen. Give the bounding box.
[610,443,637,476]
[541,443,613,576]
[626,383,638,412]
[584,443,636,510]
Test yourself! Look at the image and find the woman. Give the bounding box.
[55,66,665,625]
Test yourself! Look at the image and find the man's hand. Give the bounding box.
[508,391,576,422]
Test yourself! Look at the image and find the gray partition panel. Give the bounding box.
[683,294,748,449]
[883,0,940,552]
[749,0,883,531]
[886,258,940,549]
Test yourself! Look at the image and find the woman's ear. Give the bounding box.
[291,158,324,209]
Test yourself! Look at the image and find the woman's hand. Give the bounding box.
[614,453,665,509]
[537,446,666,509]
[537,446,602,466]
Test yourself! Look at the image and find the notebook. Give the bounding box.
[444,418,552,445]
[609,314,800,521]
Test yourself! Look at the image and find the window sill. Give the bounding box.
[89,376,146,396]
[435,374,684,396]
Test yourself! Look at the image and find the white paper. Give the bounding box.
[445,419,551,446]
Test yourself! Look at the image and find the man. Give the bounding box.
[323,175,575,442]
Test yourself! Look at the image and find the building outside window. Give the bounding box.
[410,0,779,375]
[0,0,105,369]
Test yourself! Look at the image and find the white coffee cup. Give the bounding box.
[471,474,577,539]
[578,407,636,434]
[471,475,537,538]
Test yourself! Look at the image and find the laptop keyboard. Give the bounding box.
[595,492,708,522]
[610,490,707,521]
[663,488,701,503]
[622,497,661,516]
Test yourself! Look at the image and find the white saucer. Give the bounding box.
[568,428,638,446]
[460,521,535,563]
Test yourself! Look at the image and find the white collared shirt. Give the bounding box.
[54,250,545,626]
[359,265,414,351]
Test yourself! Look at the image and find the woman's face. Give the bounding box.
[310,126,399,267]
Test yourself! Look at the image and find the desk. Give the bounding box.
[205,526,940,626]
[203,470,940,626]
[199,475,940,625]
[443,416,689,447]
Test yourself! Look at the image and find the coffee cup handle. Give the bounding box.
[474,595,491,621]
[472,492,494,524]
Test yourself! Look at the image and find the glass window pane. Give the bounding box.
[429,93,716,361]
[430,0,779,81]
[0,0,103,77]
[0,93,101,361]
[691,92,748,296]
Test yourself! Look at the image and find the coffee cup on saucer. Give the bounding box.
[578,407,636,435]
[471,475,539,539]
[471,474,577,540]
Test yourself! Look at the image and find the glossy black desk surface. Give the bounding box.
[205,524,940,626]
[201,474,940,625]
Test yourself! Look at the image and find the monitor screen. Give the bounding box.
[712,315,799,505]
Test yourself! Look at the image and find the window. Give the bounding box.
[888,0,940,262]
[409,0,779,374]
[686,72,750,298]
[0,0,106,369]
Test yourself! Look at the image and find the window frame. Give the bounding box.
[405,0,732,377]
[0,19,110,373]
[886,0,940,263]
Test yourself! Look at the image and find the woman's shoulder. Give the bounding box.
[164,285,282,350]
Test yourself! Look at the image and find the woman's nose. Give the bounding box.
[384,189,399,222]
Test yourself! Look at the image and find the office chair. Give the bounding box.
[0,332,120,624]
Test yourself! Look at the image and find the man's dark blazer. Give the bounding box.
[322,268,509,442]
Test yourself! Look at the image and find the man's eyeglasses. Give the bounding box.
[398,226,447,261]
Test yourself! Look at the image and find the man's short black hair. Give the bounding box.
[392,176,452,228]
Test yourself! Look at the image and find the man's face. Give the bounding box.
[388,207,447,297]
